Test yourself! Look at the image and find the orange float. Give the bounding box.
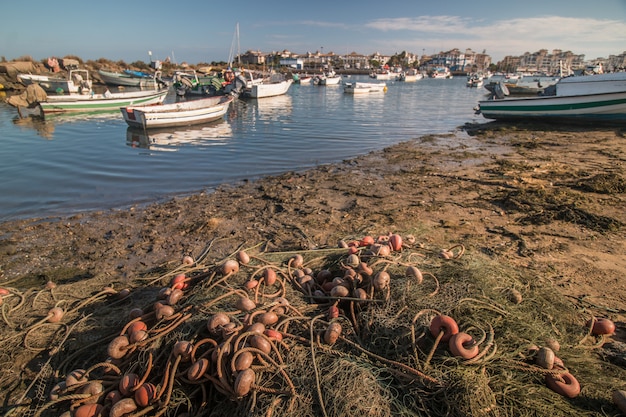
[588,317,616,335]
[429,315,459,342]
[448,332,479,359]
[545,371,580,398]
[134,382,157,407]
[74,403,104,417]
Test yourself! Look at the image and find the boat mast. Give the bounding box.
[228,23,241,68]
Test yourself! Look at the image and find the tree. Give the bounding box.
[387,51,408,67]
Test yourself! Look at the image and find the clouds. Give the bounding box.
[366,15,476,34]
[358,15,626,60]
[1,4,623,65]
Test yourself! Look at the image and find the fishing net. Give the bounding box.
[0,230,623,417]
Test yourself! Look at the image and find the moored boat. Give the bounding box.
[7,83,169,117]
[430,67,452,79]
[121,95,234,129]
[173,68,246,97]
[240,72,292,98]
[370,71,393,80]
[42,89,169,115]
[344,82,387,94]
[98,69,167,89]
[293,73,312,84]
[17,69,92,94]
[503,75,560,95]
[475,72,626,123]
[313,70,341,85]
[466,73,484,88]
[396,70,423,82]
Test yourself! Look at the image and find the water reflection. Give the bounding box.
[11,115,55,139]
[11,111,121,139]
[243,94,293,120]
[126,119,233,151]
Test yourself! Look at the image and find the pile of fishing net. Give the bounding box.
[1,232,624,417]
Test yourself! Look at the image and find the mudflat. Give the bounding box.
[1,121,625,416]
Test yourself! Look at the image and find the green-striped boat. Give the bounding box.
[477,72,626,123]
[38,88,169,115]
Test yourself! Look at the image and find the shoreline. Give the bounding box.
[1,122,624,291]
[1,122,626,415]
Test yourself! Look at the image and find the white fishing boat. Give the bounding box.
[475,72,626,123]
[7,83,169,116]
[17,69,92,94]
[466,73,484,88]
[430,67,452,79]
[370,71,393,80]
[344,82,387,94]
[249,78,292,98]
[121,95,234,129]
[503,75,561,95]
[241,72,292,98]
[396,70,423,82]
[313,70,341,85]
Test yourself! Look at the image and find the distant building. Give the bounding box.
[279,57,304,70]
[235,46,621,75]
[512,49,585,74]
[419,48,490,73]
[342,52,370,69]
[240,50,266,65]
[498,49,585,74]
[605,51,626,71]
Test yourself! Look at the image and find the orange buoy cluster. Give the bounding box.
[40,233,447,416]
[30,233,619,416]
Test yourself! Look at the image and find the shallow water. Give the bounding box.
[0,76,488,221]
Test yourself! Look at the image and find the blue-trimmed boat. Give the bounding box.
[476,72,626,123]
[98,69,167,89]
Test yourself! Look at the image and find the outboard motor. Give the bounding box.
[155,71,169,89]
[175,76,193,96]
[493,82,509,99]
[229,74,248,97]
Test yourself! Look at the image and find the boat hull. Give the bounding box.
[398,74,422,82]
[344,82,387,94]
[319,76,341,85]
[40,89,169,114]
[121,95,233,128]
[478,91,626,122]
[372,73,392,80]
[247,79,293,98]
[17,69,92,94]
[98,70,160,88]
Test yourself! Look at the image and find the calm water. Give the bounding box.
[0,75,488,221]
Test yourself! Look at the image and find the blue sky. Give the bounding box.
[1,0,625,65]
